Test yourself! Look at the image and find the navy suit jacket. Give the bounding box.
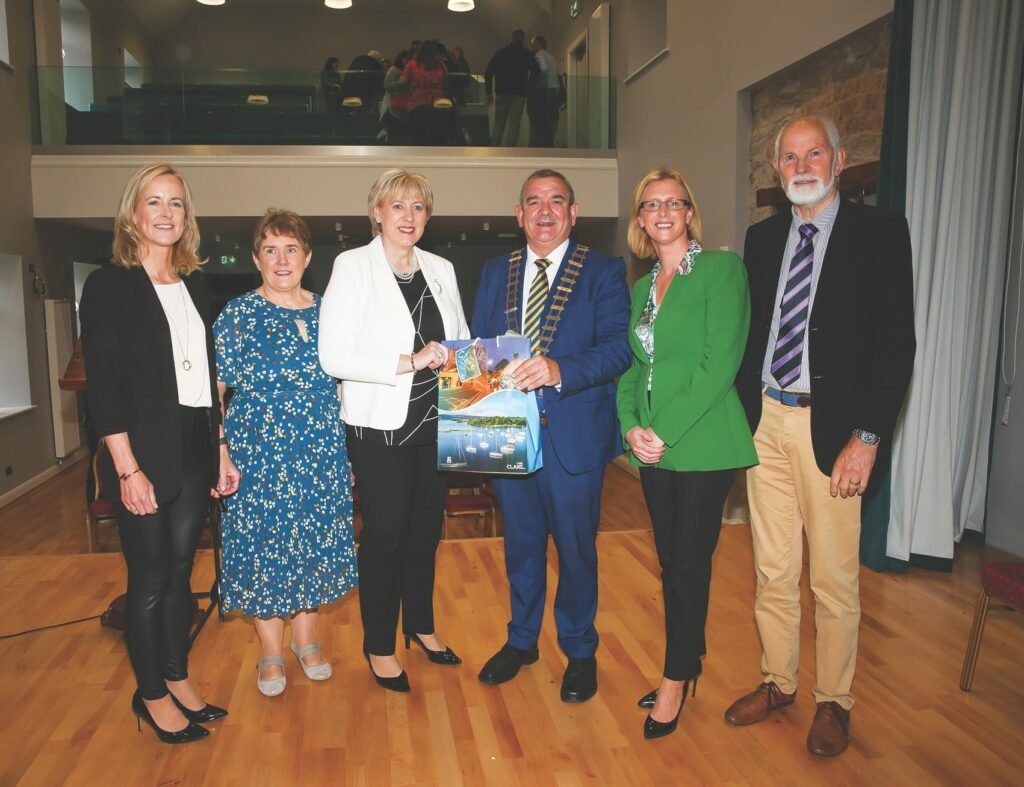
[472,240,631,475]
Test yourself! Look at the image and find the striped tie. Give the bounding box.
[770,223,818,389]
[524,258,552,355]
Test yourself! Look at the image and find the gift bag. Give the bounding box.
[437,335,542,474]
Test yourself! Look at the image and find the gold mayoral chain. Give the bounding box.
[504,244,588,357]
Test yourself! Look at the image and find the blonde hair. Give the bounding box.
[112,163,204,274]
[367,168,435,236]
[627,167,703,261]
[252,208,312,255]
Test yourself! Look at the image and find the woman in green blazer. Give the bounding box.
[617,167,757,740]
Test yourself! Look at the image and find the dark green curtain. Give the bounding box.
[860,0,914,572]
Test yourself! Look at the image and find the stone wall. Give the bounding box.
[747,15,891,225]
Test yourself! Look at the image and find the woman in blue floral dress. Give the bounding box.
[215,209,357,697]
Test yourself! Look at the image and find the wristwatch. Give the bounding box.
[852,428,881,446]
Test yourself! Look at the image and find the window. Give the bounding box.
[0,255,33,417]
[0,0,11,69]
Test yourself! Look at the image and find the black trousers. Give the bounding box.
[639,466,736,681]
[113,406,212,700]
[527,88,559,147]
[410,105,452,146]
[346,431,447,656]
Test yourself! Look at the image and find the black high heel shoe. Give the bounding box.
[132,690,209,744]
[169,692,228,724]
[643,678,697,740]
[404,633,462,666]
[637,689,658,709]
[365,652,411,693]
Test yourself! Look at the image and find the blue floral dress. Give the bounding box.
[214,291,357,617]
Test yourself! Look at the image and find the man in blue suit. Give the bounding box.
[472,169,631,702]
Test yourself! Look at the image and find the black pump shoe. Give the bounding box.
[132,691,209,744]
[405,633,463,666]
[643,678,697,740]
[170,692,228,724]
[365,653,411,693]
[637,689,658,709]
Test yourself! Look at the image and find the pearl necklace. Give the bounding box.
[383,244,418,281]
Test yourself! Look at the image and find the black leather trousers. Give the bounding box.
[114,406,211,700]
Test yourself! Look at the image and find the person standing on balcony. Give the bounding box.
[446,46,472,106]
[472,169,631,704]
[527,36,560,147]
[343,49,384,110]
[484,29,536,147]
[381,50,412,145]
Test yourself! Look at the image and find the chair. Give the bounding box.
[85,442,118,553]
[959,562,1024,691]
[443,472,496,538]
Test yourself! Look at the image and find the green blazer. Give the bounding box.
[616,250,757,471]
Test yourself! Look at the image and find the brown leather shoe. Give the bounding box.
[723,682,796,726]
[807,701,850,756]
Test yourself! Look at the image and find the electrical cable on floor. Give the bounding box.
[0,613,103,640]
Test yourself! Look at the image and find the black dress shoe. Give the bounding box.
[365,653,411,693]
[560,657,597,703]
[637,689,657,709]
[405,633,463,666]
[170,693,228,724]
[478,643,539,685]
[643,677,696,740]
[132,690,209,744]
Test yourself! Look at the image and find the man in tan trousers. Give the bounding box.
[729,116,915,756]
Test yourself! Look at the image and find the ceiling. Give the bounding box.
[130,0,553,40]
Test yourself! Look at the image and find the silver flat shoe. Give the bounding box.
[290,641,332,681]
[256,655,287,697]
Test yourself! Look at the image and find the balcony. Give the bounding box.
[34,66,615,150]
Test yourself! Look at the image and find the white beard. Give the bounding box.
[784,173,835,207]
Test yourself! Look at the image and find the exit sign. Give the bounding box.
[219,255,238,266]
[570,0,581,18]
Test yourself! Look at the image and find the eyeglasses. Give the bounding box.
[639,198,691,213]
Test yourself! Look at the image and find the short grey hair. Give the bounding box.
[774,116,842,162]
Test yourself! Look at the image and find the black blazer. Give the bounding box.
[80,264,221,503]
[736,200,916,475]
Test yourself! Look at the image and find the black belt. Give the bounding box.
[763,386,811,407]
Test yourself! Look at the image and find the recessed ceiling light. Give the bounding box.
[448,0,475,11]
[325,0,353,8]
[196,0,226,6]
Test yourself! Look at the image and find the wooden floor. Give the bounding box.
[1,462,1022,785]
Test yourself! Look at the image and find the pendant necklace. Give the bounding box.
[169,281,193,371]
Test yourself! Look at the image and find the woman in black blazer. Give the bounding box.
[80,163,239,744]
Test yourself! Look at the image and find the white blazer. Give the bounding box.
[319,235,470,429]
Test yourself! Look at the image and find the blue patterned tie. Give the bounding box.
[771,223,818,389]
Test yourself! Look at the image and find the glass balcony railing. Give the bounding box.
[32,67,615,150]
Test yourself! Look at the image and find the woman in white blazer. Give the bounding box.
[319,169,470,693]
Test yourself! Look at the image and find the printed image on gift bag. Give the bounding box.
[437,335,543,474]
